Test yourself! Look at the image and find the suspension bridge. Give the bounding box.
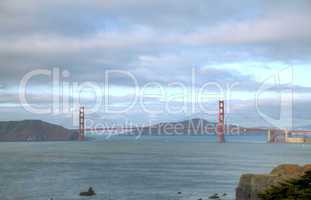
[78,100,311,143]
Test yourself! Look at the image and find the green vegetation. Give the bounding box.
[258,170,311,200]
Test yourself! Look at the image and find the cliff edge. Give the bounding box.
[236,164,311,200]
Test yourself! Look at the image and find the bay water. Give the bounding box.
[0,136,310,200]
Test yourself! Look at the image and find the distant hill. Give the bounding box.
[0,120,79,141]
[130,118,219,136]
[128,118,264,136]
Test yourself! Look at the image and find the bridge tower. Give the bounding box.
[79,106,85,141]
[217,100,225,143]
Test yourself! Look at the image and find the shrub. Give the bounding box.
[258,170,311,200]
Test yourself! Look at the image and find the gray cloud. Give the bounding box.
[0,0,310,78]
[0,0,311,126]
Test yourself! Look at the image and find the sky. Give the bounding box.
[0,0,311,129]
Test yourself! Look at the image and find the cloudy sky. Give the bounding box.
[0,0,311,129]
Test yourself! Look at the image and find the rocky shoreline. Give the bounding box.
[236,164,311,200]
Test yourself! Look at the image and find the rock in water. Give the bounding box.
[209,193,220,199]
[80,187,96,196]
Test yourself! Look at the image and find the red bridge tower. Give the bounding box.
[79,107,85,141]
[217,100,225,143]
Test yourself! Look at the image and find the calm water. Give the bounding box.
[0,136,310,200]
